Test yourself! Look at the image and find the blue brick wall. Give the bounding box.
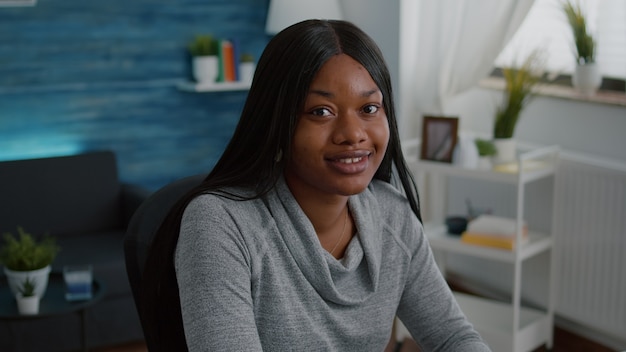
[0,0,270,190]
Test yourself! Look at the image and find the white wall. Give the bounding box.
[341,0,401,98]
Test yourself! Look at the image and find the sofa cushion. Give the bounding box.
[0,151,122,237]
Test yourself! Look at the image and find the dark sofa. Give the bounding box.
[0,151,150,351]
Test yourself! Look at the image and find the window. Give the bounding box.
[495,0,626,82]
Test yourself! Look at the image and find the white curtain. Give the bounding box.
[406,0,535,117]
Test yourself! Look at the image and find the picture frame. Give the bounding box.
[420,115,459,163]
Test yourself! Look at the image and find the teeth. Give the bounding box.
[339,157,363,164]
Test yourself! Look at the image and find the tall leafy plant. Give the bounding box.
[493,51,544,139]
[0,227,60,271]
[562,0,595,64]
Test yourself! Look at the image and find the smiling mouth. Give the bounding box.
[338,157,364,164]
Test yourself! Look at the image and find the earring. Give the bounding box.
[274,149,283,163]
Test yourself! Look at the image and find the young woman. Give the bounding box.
[141,20,490,351]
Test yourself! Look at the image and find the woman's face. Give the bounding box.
[284,54,389,199]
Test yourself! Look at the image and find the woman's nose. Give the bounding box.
[332,112,367,145]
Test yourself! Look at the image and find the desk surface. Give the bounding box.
[0,272,104,320]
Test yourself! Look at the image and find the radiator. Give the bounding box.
[553,153,626,343]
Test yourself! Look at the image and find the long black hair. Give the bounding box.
[139,20,420,351]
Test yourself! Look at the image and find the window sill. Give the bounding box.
[479,77,626,107]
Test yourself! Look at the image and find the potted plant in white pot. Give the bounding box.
[474,138,496,169]
[188,34,219,84]
[239,53,256,84]
[0,226,60,299]
[493,51,543,164]
[563,0,600,96]
[16,277,39,315]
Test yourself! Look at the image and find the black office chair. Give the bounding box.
[124,173,206,350]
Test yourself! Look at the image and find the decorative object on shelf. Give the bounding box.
[562,0,601,96]
[474,138,496,169]
[188,35,219,84]
[0,226,60,298]
[420,115,459,163]
[445,216,468,235]
[493,51,543,164]
[239,53,256,84]
[452,134,479,169]
[265,0,343,35]
[16,277,39,315]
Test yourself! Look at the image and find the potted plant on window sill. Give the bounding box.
[492,51,543,164]
[188,34,219,84]
[16,277,39,315]
[1,227,60,299]
[563,0,601,96]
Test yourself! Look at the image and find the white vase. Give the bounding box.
[492,138,517,164]
[4,265,51,298]
[192,56,219,83]
[239,62,255,83]
[17,295,40,315]
[452,135,479,169]
[573,63,601,96]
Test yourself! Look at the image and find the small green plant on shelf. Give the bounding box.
[18,277,36,297]
[0,227,60,271]
[240,53,255,63]
[562,0,595,64]
[475,138,497,157]
[188,35,218,57]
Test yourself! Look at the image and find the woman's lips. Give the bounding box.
[327,152,371,174]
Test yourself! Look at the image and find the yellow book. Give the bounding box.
[460,232,528,250]
[460,215,529,250]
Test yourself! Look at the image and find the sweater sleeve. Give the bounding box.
[175,195,263,352]
[396,220,492,352]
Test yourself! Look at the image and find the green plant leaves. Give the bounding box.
[0,227,60,271]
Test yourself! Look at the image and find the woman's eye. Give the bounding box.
[310,107,332,117]
[362,104,380,114]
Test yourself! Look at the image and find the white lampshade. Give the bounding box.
[265,0,343,35]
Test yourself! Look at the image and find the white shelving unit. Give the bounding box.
[176,80,250,92]
[406,142,559,352]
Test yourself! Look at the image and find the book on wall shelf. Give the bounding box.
[460,215,528,250]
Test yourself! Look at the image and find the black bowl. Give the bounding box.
[445,216,468,235]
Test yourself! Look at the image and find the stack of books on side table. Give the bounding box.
[460,215,528,250]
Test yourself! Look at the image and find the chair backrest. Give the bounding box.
[123,173,206,337]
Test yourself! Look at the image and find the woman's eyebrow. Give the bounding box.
[307,88,380,98]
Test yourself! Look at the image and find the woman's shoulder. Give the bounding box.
[185,188,265,219]
[363,179,423,241]
[367,179,411,209]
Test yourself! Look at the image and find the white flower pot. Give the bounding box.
[17,295,40,315]
[4,265,51,298]
[192,56,219,83]
[492,138,517,164]
[573,63,601,96]
[239,62,255,83]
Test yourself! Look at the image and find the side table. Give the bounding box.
[0,271,105,352]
